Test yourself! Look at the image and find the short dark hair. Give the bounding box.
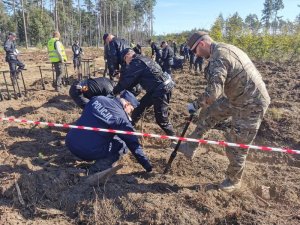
[103,33,109,41]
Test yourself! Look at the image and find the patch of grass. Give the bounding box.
[89,194,121,225]
[268,107,284,121]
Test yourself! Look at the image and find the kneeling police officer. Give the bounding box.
[66,90,152,177]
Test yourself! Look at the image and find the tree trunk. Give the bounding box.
[116,3,119,36]
[54,0,58,30]
[121,2,124,37]
[21,0,28,48]
[109,3,112,33]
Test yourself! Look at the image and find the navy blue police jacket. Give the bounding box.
[113,55,168,96]
[106,37,129,72]
[66,96,152,171]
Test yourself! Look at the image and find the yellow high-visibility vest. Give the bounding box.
[47,38,67,62]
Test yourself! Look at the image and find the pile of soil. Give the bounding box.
[0,48,299,224]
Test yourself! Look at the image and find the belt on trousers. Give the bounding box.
[153,77,173,92]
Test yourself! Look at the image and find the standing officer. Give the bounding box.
[103,43,109,77]
[188,48,195,73]
[3,32,25,80]
[161,41,174,76]
[69,77,114,109]
[103,33,129,80]
[172,40,177,55]
[72,40,83,80]
[194,56,204,74]
[66,91,152,177]
[113,48,176,137]
[180,31,270,192]
[148,39,162,64]
[47,31,67,92]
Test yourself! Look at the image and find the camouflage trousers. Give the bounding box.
[188,96,269,183]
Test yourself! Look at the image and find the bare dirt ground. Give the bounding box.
[0,48,299,225]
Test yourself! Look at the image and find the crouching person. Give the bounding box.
[66,90,152,179]
[69,77,114,109]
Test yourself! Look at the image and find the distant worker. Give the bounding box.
[188,49,195,73]
[69,77,114,109]
[103,43,109,77]
[148,39,162,64]
[180,31,270,192]
[103,33,129,80]
[47,31,67,92]
[3,32,25,80]
[160,41,174,76]
[194,56,204,74]
[172,40,178,55]
[183,44,190,62]
[72,40,83,80]
[66,91,152,177]
[113,48,176,137]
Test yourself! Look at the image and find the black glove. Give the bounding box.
[106,93,115,99]
[146,166,152,173]
[187,102,197,114]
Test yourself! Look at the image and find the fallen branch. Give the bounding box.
[42,158,55,167]
[255,194,270,207]
[14,180,25,206]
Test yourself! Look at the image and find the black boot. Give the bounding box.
[88,156,118,175]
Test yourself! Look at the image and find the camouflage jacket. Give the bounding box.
[194,42,270,109]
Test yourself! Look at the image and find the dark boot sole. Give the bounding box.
[85,164,123,186]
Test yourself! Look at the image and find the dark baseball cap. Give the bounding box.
[120,48,134,60]
[187,31,209,50]
[8,32,16,37]
[120,90,139,108]
[103,33,109,41]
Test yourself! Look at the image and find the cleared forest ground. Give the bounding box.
[0,48,299,225]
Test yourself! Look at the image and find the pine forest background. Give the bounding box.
[0,0,300,61]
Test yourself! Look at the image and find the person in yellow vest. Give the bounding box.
[47,31,67,92]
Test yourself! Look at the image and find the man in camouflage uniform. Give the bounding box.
[179,31,270,192]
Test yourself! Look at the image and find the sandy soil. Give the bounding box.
[0,48,300,225]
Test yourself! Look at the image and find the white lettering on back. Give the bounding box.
[92,100,113,122]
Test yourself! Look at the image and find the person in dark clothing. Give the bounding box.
[183,44,190,62]
[103,33,129,80]
[3,32,25,80]
[188,49,195,72]
[172,40,177,55]
[179,43,185,57]
[161,41,174,76]
[66,91,152,177]
[133,44,142,55]
[113,48,176,136]
[69,77,114,109]
[194,56,204,74]
[148,39,162,64]
[72,40,83,79]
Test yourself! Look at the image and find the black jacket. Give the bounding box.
[151,42,162,59]
[4,39,17,61]
[161,45,174,67]
[113,55,173,95]
[82,77,114,99]
[105,37,129,72]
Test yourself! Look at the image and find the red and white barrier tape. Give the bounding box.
[1,117,299,155]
